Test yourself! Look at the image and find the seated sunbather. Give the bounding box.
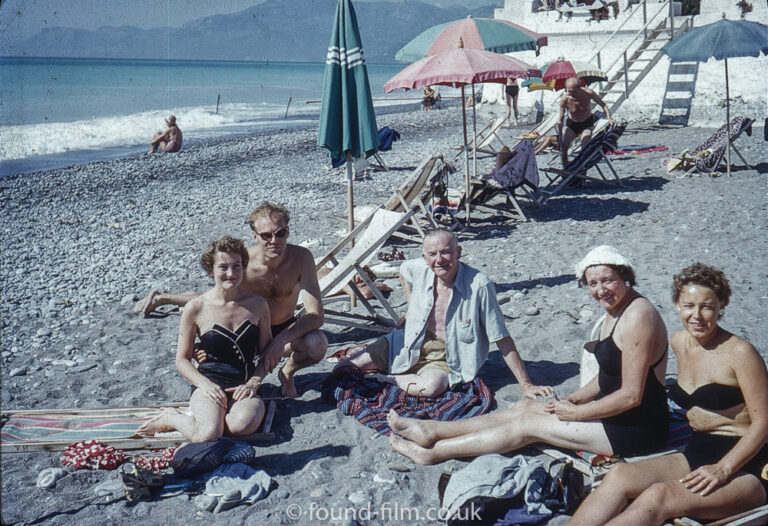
[138,236,270,442]
[334,229,551,399]
[568,264,768,526]
[387,245,670,465]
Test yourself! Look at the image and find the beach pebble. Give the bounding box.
[276,489,290,499]
[36,467,68,488]
[513,292,526,301]
[93,477,123,497]
[524,306,540,316]
[10,367,27,377]
[387,463,411,473]
[309,487,328,499]
[36,327,52,337]
[347,491,368,506]
[64,344,75,352]
[119,294,136,306]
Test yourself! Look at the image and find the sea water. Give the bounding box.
[0,57,414,177]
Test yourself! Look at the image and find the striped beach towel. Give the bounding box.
[322,366,493,435]
[2,414,150,444]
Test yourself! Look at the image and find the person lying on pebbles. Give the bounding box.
[387,245,670,466]
[333,228,552,399]
[134,202,327,398]
[138,236,269,441]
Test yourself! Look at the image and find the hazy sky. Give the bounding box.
[0,0,502,43]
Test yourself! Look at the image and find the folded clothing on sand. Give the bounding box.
[321,345,492,435]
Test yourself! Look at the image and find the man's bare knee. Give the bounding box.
[291,330,327,363]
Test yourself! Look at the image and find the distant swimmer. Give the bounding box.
[149,115,183,153]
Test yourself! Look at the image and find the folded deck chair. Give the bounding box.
[452,117,509,161]
[313,207,416,332]
[461,139,541,222]
[538,122,626,203]
[1,401,277,452]
[682,116,754,175]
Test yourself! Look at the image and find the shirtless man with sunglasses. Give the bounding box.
[134,202,327,398]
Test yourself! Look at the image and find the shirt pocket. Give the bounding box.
[457,318,475,343]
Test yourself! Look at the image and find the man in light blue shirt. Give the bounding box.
[339,229,552,399]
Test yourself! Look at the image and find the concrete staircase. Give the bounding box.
[591,2,694,116]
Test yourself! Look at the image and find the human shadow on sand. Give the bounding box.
[252,445,352,477]
[752,162,768,174]
[478,352,579,391]
[495,274,575,293]
[531,196,649,222]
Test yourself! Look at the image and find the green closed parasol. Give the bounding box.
[318,0,380,234]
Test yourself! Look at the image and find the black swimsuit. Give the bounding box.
[669,382,768,498]
[585,298,669,456]
[196,320,260,390]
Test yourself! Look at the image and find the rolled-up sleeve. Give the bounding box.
[480,280,510,344]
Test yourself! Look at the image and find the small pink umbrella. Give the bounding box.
[384,45,540,223]
[542,59,606,86]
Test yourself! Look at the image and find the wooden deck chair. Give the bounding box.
[1,401,277,452]
[672,505,768,526]
[682,117,755,176]
[314,207,416,332]
[452,117,509,161]
[383,155,454,242]
[538,122,626,203]
[461,139,542,222]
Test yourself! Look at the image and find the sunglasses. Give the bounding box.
[257,228,288,241]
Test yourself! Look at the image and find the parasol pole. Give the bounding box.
[346,151,355,236]
[461,85,470,225]
[346,151,356,307]
[472,83,478,182]
[725,58,731,177]
[456,37,471,225]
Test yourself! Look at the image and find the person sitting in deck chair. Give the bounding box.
[559,77,614,167]
[334,229,551,399]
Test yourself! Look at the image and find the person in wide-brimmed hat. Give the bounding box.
[149,114,183,153]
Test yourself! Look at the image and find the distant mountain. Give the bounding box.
[8,0,498,63]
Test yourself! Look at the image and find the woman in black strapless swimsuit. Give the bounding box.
[570,264,768,525]
[138,236,272,442]
[387,246,670,466]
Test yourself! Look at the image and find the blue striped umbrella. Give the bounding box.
[318,0,380,233]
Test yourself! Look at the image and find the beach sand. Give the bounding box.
[1,104,767,525]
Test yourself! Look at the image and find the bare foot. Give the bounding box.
[278,367,298,398]
[133,290,160,317]
[387,409,435,447]
[389,434,433,466]
[137,409,176,436]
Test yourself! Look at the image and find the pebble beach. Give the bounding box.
[1,103,767,525]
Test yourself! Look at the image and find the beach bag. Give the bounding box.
[541,458,588,514]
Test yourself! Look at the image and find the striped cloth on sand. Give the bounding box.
[322,360,492,436]
[2,414,151,444]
